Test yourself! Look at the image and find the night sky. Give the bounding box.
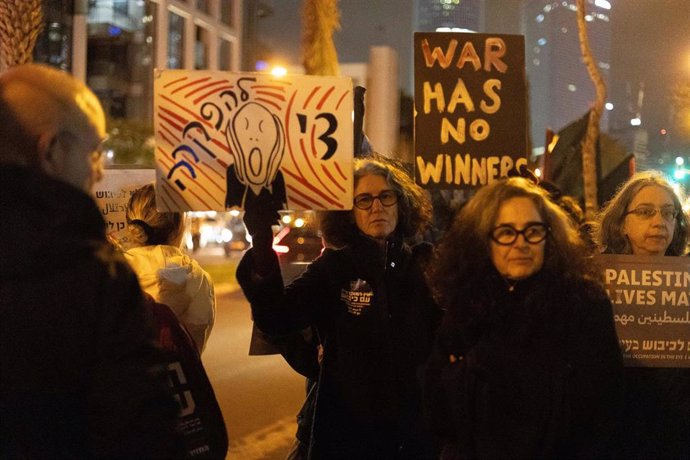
[254,0,690,153]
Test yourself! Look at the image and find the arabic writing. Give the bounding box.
[614,311,690,326]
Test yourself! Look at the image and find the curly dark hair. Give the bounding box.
[319,155,432,247]
[428,177,597,311]
[593,171,689,256]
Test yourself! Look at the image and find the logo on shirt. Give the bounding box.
[340,279,373,316]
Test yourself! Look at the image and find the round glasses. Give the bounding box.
[353,190,398,210]
[624,206,678,223]
[490,223,549,246]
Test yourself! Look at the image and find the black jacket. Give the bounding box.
[424,269,624,460]
[237,233,441,459]
[0,165,181,459]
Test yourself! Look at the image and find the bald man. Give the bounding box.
[0,64,181,457]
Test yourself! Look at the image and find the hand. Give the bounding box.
[242,191,283,239]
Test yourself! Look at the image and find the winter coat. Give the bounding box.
[424,269,624,460]
[237,233,441,459]
[125,245,216,353]
[0,164,181,459]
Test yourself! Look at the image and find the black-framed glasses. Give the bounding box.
[490,223,549,246]
[624,206,678,222]
[353,190,398,210]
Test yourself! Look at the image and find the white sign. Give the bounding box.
[154,70,354,211]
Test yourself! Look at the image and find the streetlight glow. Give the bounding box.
[271,66,287,77]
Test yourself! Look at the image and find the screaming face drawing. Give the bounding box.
[224,102,287,209]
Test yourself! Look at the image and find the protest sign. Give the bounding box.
[598,254,690,368]
[154,70,353,212]
[414,32,527,189]
[93,168,155,249]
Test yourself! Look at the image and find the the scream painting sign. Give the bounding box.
[153,70,354,211]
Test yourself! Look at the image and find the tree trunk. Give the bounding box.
[301,0,340,76]
[576,0,606,219]
[0,0,44,72]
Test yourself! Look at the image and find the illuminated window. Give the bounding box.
[167,12,184,69]
[195,26,210,70]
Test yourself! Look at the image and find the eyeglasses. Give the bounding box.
[490,223,549,246]
[624,206,678,222]
[353,190,398,210]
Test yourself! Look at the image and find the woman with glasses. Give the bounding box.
[237,157,440,459]
[595,170,689,256]
[424,177,623,459]
[594,171,689,460]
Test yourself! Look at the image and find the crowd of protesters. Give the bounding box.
[1,63,689,459]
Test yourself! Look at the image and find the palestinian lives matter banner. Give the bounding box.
[414,32,527,189]
[153,70,353,212]
[598,254,690,368]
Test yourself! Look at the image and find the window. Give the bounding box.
[196,0,209,15]
[168,12,185,69]
[219,38,232,70]
[221,0,234,26]
[195,26,210,70]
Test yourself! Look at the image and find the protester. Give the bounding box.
[595,170,689,256]
[425,177,623,459]
[124,183,216,353]
[595,170,689,459]
[0,63,181,458]
[237,156,440,459]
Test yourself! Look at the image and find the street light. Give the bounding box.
[271,66,287,77]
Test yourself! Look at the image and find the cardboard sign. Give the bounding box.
[93,168,155,248]
[414,33,527,189]
[598,254,690,368]
[153,70,354,212]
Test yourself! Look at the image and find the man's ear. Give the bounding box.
[36,130,60,175]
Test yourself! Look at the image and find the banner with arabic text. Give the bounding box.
[598,254,690,368]
[93,168,155,249]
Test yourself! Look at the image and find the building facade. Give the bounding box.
[414,0,485,32]
[34,0,242,123]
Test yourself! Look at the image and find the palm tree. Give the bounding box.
[576,0,606,219]
[0,0,43,72]
[301,0,340,76]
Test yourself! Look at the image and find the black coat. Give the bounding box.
[0,165,181,459]
[237,234,441,459]
[424,269,624,460]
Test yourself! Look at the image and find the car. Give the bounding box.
[223,217,250,256]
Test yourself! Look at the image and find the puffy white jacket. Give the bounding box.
[125,245,215,353]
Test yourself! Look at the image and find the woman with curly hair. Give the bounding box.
[425,177,623,459]
[237,156,441,459]
[594,171,689,459]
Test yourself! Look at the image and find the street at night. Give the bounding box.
[198,250,306,460]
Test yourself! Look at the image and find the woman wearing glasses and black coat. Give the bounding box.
[237,157,441,459]
[594,171,689,460]
[424,177,623,459]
